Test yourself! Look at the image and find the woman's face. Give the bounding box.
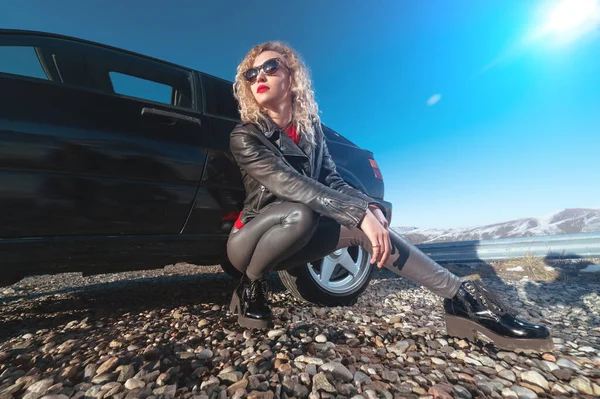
[249,50,292,109]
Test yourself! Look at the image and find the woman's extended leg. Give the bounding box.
[275,218,552,352]
[275,216,462,299]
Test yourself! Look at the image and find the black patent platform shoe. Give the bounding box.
[444,280,553,352]
[230,275,273,329]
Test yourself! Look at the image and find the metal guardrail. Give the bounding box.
[412,231,600,263]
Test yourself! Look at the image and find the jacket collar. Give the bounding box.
[259,116,310,161]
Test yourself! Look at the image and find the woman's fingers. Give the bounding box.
[371,239,382,265]
[379,231,391,268]
[373,232,385,267]
[371,241,380,264]
[375,240,383,267]
[376,232,388,268]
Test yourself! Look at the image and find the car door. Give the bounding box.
[181,73,245,235]
[0,31,209,238]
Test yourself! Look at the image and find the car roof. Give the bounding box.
[0,28,229,82]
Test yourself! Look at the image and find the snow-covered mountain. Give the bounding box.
[394,208,600,244]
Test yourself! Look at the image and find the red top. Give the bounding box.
[234,125,299,230]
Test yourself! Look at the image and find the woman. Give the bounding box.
[227,41,552,352]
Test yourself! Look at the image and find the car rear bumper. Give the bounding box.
[380,199,393,225]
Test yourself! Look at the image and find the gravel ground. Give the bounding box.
[0,263,599,399]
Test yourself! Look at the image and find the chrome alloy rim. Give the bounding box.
[307,246,372,294]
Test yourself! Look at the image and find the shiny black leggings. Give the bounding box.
[227,201,462,299]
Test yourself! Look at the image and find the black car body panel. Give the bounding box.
[0,29,392,279]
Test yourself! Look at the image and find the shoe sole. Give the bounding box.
[445,314,554,352]
[230,290,273,329]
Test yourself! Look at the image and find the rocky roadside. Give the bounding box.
[0,263,599,399]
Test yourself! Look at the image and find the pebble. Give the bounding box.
[541,353,556,362]
[498,369,516,382]
[197,349,213,360]
[569,377,594,395]
[497,352,518,362]
[453,384,472,399]
[25,379,54,395]
[312,372,336,393]
[219,371,243,384]
[428,384,453,399]
[353,371,372,385]
[315,334,327,343]
[541,360,559,372]
[520,370,549,390]
[295,355,324,365]
[91,373,116,384]
[478,381,504,395]
[501,387,518,398]
[511,385,537,399]
[381,370,399,383]
[267,329,286,339]
[387,339,414,355]
[96,357,119,375]
[456,339,470,349]
[320,362,353,382]
[464,356,482,366]
[556,357,581,371]
[198,319,209,328]
[124,378,145,390]
[552,368,574,381]
[551,383,569,395]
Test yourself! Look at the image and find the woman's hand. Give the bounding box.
[369,205,388,229]
[359,208,392,268]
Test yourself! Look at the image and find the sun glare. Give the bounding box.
[538,0,600,42]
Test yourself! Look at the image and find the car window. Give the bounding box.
[87,51,193,109]
[0,45,49,80]
[202,74,240,120]
[109,71,173,105]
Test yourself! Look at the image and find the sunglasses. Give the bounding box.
[244,57,288,83]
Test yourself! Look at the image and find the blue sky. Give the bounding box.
[3,0,600,229]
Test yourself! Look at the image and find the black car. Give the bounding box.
[0,30,393,305]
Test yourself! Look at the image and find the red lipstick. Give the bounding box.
[257,85,269,93]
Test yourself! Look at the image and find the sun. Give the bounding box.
[538,0,600,42]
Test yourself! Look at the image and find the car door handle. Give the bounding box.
[141,107,202,127]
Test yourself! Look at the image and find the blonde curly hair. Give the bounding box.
[233,41,321,148]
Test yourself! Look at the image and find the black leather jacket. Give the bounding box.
[229,118,387,228]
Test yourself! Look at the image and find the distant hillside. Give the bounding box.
[394,208,600,244]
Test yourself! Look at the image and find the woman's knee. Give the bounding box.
[283,202,320,233]
[226,235,247,273]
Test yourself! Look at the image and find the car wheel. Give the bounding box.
[220,260,243,280]
[278,245,374,306]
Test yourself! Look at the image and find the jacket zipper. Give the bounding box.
[256,185,266,210]
[322,197,360,226]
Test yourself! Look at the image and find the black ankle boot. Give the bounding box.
[444,280,553,352]
[230,275,273,329]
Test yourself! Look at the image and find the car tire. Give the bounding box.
[278,245,374,306]
[220,260,243,280]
